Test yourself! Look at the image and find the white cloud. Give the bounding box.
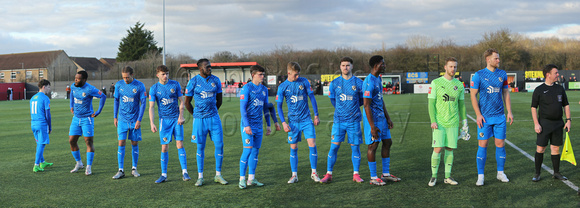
[0,0,579,59]
[526,24,580,40]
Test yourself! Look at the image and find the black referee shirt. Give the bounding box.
[531,83,569,121]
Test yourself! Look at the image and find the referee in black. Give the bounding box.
[531,64,571,182]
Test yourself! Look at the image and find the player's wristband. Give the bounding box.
[566,118,571,121]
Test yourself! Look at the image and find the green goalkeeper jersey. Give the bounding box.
[427,76,465,128]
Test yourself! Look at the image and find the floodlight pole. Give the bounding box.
[162,0,166,65]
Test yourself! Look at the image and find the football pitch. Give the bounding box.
[2,92,580,207]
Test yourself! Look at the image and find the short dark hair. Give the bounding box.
[38,79,50,89]
[287,62,301,72]
[250,65,265,76]
[197,58,210,66]
[340,56,353,64]
[77,71,88,80]
[156,65,169,73]
[444,57,458,65]
[122,66,134,75]
[369,55,384,68]
[483,48,499,60]
[543,64,558,77]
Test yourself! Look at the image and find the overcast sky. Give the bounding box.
[1,0,579,59]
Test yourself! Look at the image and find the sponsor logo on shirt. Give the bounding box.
[122,96,135,103]
[486,86,501,94]
[74,98,83,104]
[201,91,214,99]
[253,99,264,106]
[240,94,245,100]
[339,94,353,102]
[290,95,304,103]
[364,91,370,97]
[442,94,456,102]
[428,87,432,94]
[161,98,174,106]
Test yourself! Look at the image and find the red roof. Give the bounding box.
[180,62,258,69]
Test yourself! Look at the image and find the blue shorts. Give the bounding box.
[159,118,184,145]
[69,116,94,137]
[364,120,391,145]
[32,125,50,144]
[191,115,223,144]
[477,115,506,140]
[241,125,263,149]
[331,122,363,145]
[117,120,142,141]
[287,120,316,144]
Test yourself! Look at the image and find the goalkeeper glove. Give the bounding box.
[459,119,470,141]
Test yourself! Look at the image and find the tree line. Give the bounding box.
[114,26,580,79]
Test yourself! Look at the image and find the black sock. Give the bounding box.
[551,154,561,173]
[535,152,543,175]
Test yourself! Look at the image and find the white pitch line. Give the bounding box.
[466,114,578,191]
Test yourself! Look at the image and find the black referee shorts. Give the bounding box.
[536,119,564,147]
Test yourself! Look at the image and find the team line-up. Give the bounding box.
[29,48,571,189]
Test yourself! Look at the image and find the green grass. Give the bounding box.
[2,92,580,207]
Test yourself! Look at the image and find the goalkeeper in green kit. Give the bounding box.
[427,57,469,186]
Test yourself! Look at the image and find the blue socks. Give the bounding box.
[132,145,139,168]
[161,151,168,174]
[327,143,339,172]
[35,144,45,165]
[496,147,506,171]
[72,150,81,162]
[290,148,298,172]
[118,145,139,169]
[197,144,205,173]
[309,146,318,170]
[382,157,390,175]
[118,146,125,169]
[351,145,361,173]
[215,141,224,172]
[368,161,377,178]
[240,148,252,176]
[477,146,487,174]
[178,148,187,170]
[249,148,260,175]
[86,152,94,166]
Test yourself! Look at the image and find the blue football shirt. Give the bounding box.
[185,74,222,119]
[240,82,269,129]
[329,76,363,123]
[362,73,386,122]
[114,79,147,123]
[71,82,103,118]
[149,80,183,119]
[470,68,508,118]
[276,77,314,123]
[30,92,50,125]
